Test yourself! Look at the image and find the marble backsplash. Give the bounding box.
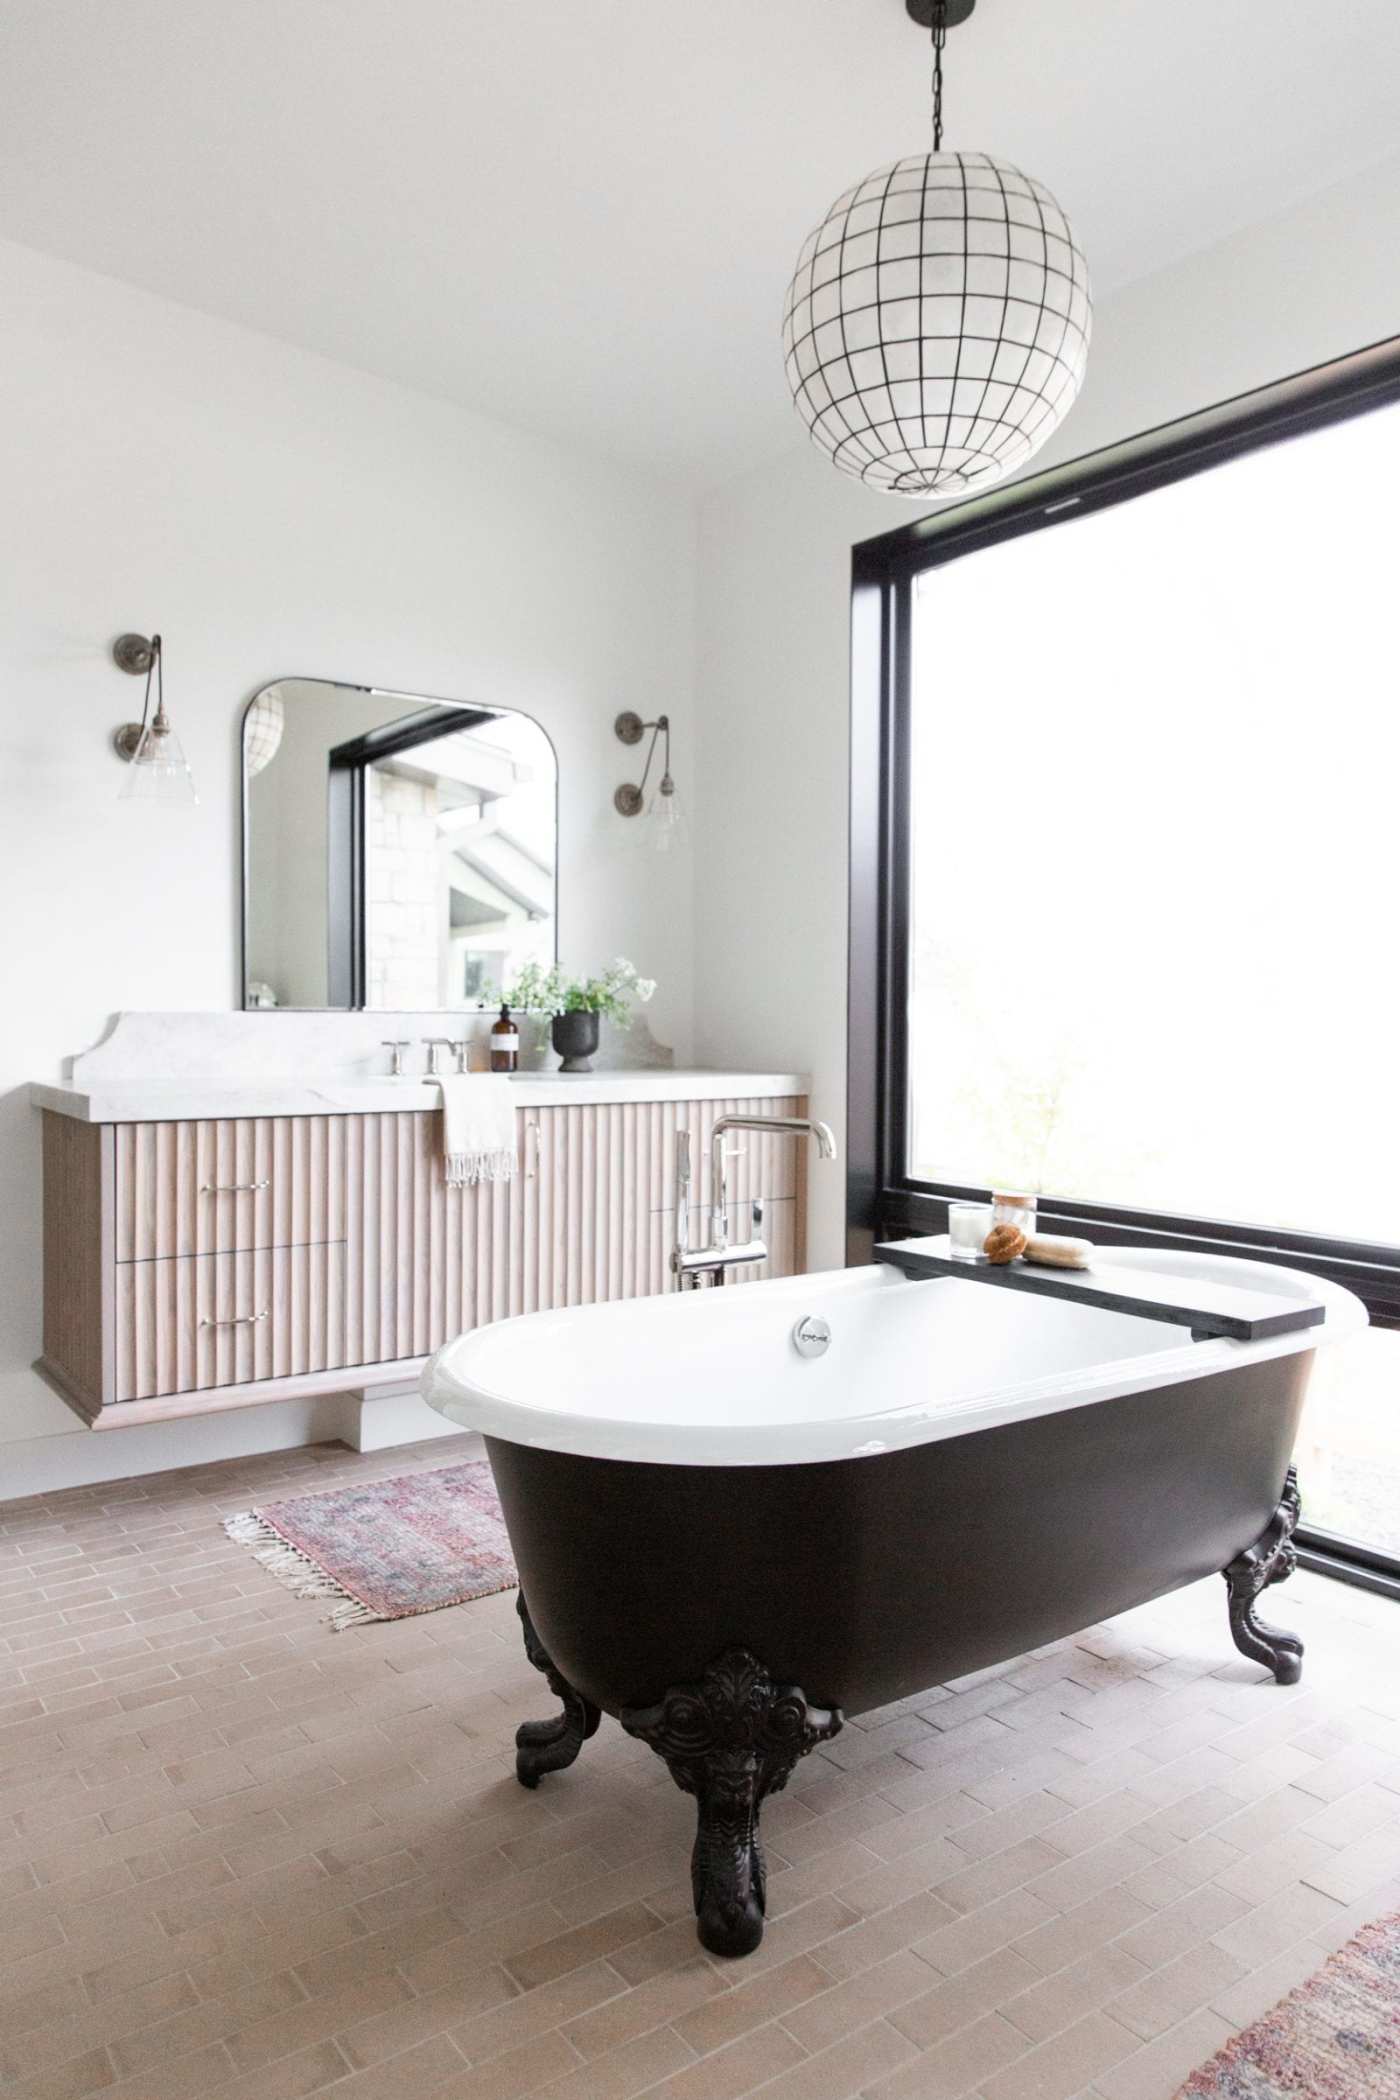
[65,1008,675,1085]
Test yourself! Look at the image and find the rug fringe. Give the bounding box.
[222,1511,381,1630]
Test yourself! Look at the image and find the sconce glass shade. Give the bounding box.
[642,779,687,853]
[118,716,198,805]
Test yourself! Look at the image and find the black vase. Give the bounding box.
[551,1009,600,1073]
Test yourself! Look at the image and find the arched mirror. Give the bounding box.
[241,678,557,1010]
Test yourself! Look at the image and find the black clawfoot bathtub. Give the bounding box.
[425,1249,1360,1957]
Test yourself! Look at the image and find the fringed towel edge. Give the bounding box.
[222,1510,382,1631]
[443,1149,518,1189]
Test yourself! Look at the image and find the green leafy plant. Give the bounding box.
[506,957,657,1024]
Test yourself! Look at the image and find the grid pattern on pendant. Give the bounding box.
[782,151,1092,496]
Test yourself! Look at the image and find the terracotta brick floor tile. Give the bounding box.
[1105,1939,1249,2043]
[948,1789,1073,1861]
[1110,1882,1249,1973]
[634,2021,805,2100]
[502,1903,665,1992]
[1024,1836,1161,1916]
[866,2008,1030,2099]
[777,1946,933,2055]
[1011,1886,1157,1978]
[916,1886,1060,1978]
[1000,1943,1146,2047]
[764,1838,887,1917]
[436,2028,586,2099]
[932,1837,1069,1918]
[979,2008,1138,2100]
[533,2023,697,2099]
[1207,1880,1344,1971]
[217,2036,355,2098]
[672,1955,830,2056]
[1092,2008,1237,2100]
[324,2032,469,2098]
[451,1960,627,2065]
[813,1889,960,1982]
[891,1943,1043,2050]
[5,2041,118,2100]
[559,1957,723,2059]
[3,1449,1400,2100]
[761,2015,917,2098]
[1206,1935,1325,2029]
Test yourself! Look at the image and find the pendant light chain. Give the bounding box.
[782,0,1092,495]
[930,0,948,153]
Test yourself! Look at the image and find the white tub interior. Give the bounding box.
[425,1248,1362,1466]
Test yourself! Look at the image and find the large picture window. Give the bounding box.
[849,337,1400,1590]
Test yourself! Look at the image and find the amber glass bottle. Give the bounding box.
[490,1003,519,1074]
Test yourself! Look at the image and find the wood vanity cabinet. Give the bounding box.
[40,1093,808,1424]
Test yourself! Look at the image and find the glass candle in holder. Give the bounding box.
[948,1202,994,1260]
[992,1191,1037,1237]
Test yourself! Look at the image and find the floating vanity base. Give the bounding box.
[36,1076,808,1425]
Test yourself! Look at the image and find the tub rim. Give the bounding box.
[421,1247,1366,1467]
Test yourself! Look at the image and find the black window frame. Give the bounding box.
[325,705,493,1007]
[847,331,1400,1597]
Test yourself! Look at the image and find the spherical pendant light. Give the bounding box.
[243,687,285,776]
[782,5,1091,498]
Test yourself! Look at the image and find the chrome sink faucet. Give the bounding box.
[671,1114,838,1289]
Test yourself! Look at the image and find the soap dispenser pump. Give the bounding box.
[490,1002,519,1074]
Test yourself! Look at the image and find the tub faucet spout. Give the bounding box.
[671,1113,838,1288]
[710,1115,836,1253]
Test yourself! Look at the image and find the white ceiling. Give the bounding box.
[3,0,1398,488]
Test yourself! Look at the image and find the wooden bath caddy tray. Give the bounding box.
[873,1236,1327,1342]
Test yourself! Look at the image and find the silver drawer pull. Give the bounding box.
[200,1179,271,1194]
[200,1309,270,1329]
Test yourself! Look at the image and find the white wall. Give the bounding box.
[0,236,695,1481]
[692,152,1400,1272]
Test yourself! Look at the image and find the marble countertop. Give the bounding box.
[31,1069,812,1124]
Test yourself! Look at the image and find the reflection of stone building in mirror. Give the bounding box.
[364,714,555,1010]
[243,678,556,1012]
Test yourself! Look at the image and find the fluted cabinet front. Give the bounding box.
[51,1094,807,1412]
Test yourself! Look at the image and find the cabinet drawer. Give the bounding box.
[115,1243,347,1400]
[115,1118,349,1262]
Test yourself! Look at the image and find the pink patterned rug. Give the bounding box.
[1176,1912,1400,2098]
[224,1460,517,1630]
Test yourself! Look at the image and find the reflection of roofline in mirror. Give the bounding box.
[239,675,561,784]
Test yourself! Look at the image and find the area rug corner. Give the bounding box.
[223,1457,517,1631]
[1175,1909,1400,2099]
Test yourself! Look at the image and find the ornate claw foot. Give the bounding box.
[620,1649,843,1958]
[1224,1467,1305,1686]
[514,1593,600,1788]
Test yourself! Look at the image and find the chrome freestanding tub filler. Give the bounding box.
[424,1247,1363,1957]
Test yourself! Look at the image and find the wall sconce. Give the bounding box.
[614,712,685,853]
[112,632,198,804]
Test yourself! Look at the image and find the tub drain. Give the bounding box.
[792,1315,831,1359]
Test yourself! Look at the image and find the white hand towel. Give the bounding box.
[437,1074,518,1187]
